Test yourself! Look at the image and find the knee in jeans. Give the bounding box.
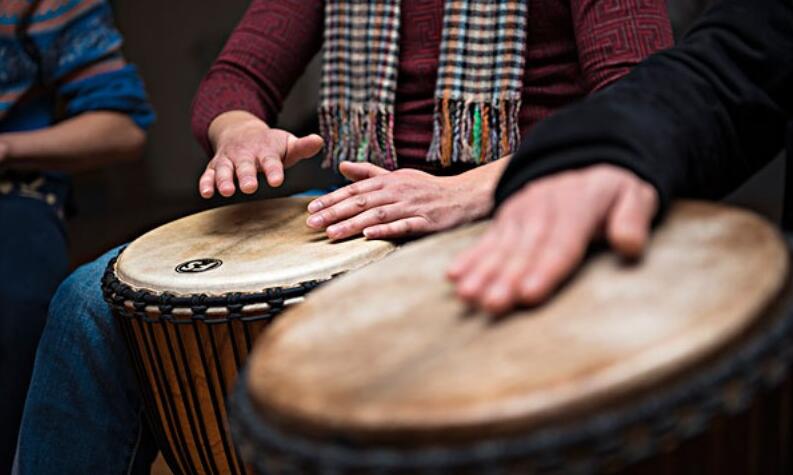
[47,258,113,329]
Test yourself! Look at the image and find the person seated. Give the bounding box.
[193,0,673,240]
[0,0,153,470]
[16,1,672,472]
[449,0,793,314]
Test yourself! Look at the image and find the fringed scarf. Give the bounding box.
[319,1,528,170]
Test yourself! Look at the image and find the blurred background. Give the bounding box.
[69,0,784,267]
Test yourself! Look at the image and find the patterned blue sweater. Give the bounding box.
[0,0,154,212]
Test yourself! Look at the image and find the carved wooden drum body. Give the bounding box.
[232,202,793,474]
[101,198,395,475]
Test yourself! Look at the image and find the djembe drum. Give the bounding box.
[101,198,395,475]
[231,201,793,474]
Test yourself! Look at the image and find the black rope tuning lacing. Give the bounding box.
[101,251,329,324]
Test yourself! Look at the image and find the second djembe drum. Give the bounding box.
[232,201,793,474]
[101,197,395,475]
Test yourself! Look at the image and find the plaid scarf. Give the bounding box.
[319,1,528,170]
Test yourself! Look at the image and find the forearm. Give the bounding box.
[1,111,145,171]
[191,0,323,156]
[498,0,793,210]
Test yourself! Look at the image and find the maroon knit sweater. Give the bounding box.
[192,0,673,171]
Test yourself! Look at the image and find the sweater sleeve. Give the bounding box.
[497,0,793,212]
[190,0,324,156]
[571,0,673,92]
[47,0,154,129]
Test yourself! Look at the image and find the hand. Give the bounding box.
[199,111,324,198]
[306,161,493,240]
[447,164,658,314]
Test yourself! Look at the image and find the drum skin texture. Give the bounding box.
[102,198,395,475]
[115,197,396,294]
[232,201,793,474]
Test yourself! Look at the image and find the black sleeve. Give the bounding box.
[496,0,793,211]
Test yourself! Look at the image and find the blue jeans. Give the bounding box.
[14,246,157,475]
[0,196,68,472]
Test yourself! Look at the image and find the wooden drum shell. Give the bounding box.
[101,198,396,475]
[103,265,316,475]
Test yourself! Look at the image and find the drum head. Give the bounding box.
[246,201,789,444]
[115,198,396,294]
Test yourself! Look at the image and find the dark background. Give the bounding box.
[67,0,784,267]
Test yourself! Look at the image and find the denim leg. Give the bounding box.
[14,246,158,475]
[0,197,68,472]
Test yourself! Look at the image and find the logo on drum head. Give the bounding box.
[175,258,223,274]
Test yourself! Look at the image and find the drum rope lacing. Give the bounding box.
[101,251,338,475]
[101,255,327,324]
[230,282,793,474]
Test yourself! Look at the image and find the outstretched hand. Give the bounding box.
[199,111,324,198]
[447,164,658,314]
[306,161,494,240]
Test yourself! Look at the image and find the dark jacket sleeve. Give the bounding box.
[496,0,793,211]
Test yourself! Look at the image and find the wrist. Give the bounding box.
[208,111,268,151]
[446,171,496,219]
[0,132,27,163]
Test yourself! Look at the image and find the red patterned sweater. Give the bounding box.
[192,0,673,172]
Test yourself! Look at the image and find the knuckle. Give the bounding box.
[588,165,616,183]
[263,158,281,169]
[375,207,388,223]
[640,183,658,202]
[324,208,337,221]
[381,175,397,187]
[354,195,367,208]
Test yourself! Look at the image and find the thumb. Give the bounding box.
[284,133,324,167]
[339,161,389,181]
[606,181,658,259]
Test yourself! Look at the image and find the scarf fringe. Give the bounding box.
[319,105,397,171]
[427,98,522,167]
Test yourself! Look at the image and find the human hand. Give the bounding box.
[447,164,658,314]
[306,161,493,240]
[199,111,324,198]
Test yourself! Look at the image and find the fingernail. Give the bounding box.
[307,215,323,227]
[363,228,375,239]
[308,201,323,212]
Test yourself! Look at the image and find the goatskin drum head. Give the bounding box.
[245,201,789,444]
[114,198,397,295]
